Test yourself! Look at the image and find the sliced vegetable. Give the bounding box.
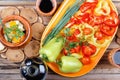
[81,23,95,39]
[82,43,96,56]
[104,11,119,27]
[58,56,83,73]
[94,31,103,40]
[83,27,92,35]
[100,24,116,36]
[81,56,91,65]
[40,36,65,62]
[80,2,97,13]
[43,0,85,45]
[94,0,110,16]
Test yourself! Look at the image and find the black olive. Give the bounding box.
[20,57,48,80]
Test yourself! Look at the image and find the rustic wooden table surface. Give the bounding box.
[0,0,120,80]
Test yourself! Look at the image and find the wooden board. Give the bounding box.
[0,0,120,80]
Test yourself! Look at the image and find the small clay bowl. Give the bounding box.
[108,48,120,68]
[36,0,57,16]
[0,15,32,48]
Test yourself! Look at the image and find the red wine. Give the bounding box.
[20,58,47,80]
[39,0,53,13]
[113,51,120,65]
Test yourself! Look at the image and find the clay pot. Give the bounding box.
[0,15,32,48]
[36,0,57,16]
[108,48,120,68]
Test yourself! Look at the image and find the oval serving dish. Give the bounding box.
[40,0,119,77]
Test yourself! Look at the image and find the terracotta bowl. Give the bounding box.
[0,15,32,48]
[108,48,120,68]
[36,0,57,16]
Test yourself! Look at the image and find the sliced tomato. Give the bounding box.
[73,29,80,36]
[80,2,97,13]
[70,45,80,53]
[81,56,91,65]
[74,45,81,53]
[67,35,78,42]
[62,48,68,56]
[100,24,116,36]
[94,31,103,40]
[70,48,76,53]
[83,28,92,35]
[82,43,96,56]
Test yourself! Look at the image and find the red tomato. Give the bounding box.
[67,35,78,42]
[83,28,92,35]
[70,48,76,53]
[81,57,91,65]
[82,43,96,56]
[74,45,81,53]
[94,31,103,40]
[82,13,91,23]
[70,45,81,53]
[73,29,80,36]
[100,24,116,36]
[62,48,68,56]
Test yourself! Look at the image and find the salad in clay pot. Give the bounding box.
[0,15,32,48]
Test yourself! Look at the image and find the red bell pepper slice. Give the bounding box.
[80,2,97,13]
[104,11,119,27]
[100,24,116,36]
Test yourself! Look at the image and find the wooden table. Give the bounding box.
[0,0,120,80]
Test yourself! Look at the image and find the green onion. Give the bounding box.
[43,0,85,45]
